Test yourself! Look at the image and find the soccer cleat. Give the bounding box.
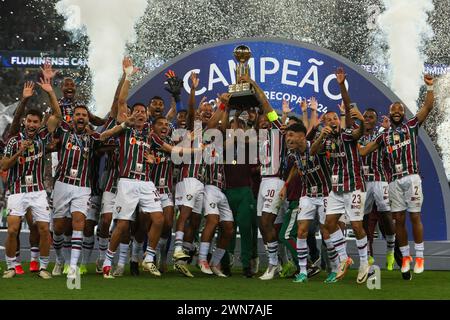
[96,259,104,274]
[63,264,70,274]
[130,261,140,276]
[293,272,308,283]
[29,261,39,273]
[173,249,191,261]
[2,268,16,279]
[113,265,125,277]
[250,257,260,275]
[198,260,213,275]
[79,264,88,275]
[211,265,227,278]
[103,266,114,279]
[401,256,413,273]
[142,261,161,277]
[414,257,424,274]
[38,269,52,279]
[386,252,395,271]
[280,260,296,278]
[324,272,338,284]
[67,267,77,280]
[307,265,321,278]
[15,264,25,275]
[401,270,412,281]
[336,257,353,280]
[357,263,371,284]
[259,264,281,280]
[52,262,63,276]
[174,262,194,278]
[368,255,375,266]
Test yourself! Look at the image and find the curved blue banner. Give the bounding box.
[129,38,450,241]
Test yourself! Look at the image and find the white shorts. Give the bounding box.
[174,181,185,207]
[53,181,91,219]
[180,177,204,214]
[160,192,174,209]
[203,185,234,222]
[101,191,116,215]
[114,178,163,221]
[7,190,50,223]
[389,174,423,213]
[87,195,101,222]
[326,190,366,222]
[257,177,285,216]
[298,196,326,225]
[364,181,390,214]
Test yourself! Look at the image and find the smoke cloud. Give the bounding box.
[56,0,147,117]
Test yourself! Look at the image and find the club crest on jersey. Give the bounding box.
[209,202,216,208]
[66,142,73,150]
[116,206,122,213]
[186,194,193,201]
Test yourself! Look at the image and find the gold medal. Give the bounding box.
[331,143,336,151]
[394,133,400,142]
[28,144,35,153]
[232,160,237,165]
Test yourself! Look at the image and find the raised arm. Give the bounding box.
[336,67,354,128]
[281,99,293,125]
[349,108,365,141]
[117,57,138,123]
[9,82,34,137]
[99,112,135,141]
[110,73,126,119]
[338,101,346,129]
[186,72,199,130]
[165,97,177,122]
[36,77,62,133]
[243,75,274,115]
[417,75,434,125]
[207,93,230,130]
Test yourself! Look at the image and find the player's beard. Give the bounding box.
[390,114,404,126]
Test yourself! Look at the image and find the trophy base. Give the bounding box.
[228,90,259,110]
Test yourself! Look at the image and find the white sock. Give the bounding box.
[296,238,308,274]
[267,241,278,266]
[144,246,157,263]
[210,248,226,266]
[70,231,83,268]
[386,234,395,254]
[39,256,49,270]
[81,236,95,265]
[356,236,368,266]
[118,243,129,267]
[30,246,40,262]
[324,238,339,273]
[98,237,109,260]
[174,231,184,250]
[103,249,115,268]
[199,242,210,261]
[131,240,143,263]
[5,255,16,270]
[400,245,410,258]
[53,233,64,264]
[330,229,348,262]
[415,242,424,258]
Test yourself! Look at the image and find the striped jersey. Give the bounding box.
[55,121,101,187]
[150,134,173,194]
[359,129,390,182]
[324,128,364,193]
[4,128,51,194]
[259,120,286,178]
[375,116,420,181]
[117,126,153,181]
[101,117,119,193]
[181,126,204,181]
[58,97,77,123]
[284,152,303,201]
[203,138,225,189]
[293,142,331,197]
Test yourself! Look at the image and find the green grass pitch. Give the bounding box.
[2,264,450,300]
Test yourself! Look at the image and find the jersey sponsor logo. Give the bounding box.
[330,152,346,158]
[389,139,411,152]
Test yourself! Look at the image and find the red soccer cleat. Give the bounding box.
[30,261,40,273]
[15,264,25,275]
[103,266,114,279]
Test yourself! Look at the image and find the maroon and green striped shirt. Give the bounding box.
[55,121,101,187]
[359,129,390,182]
[375,116,420,181]
[294,142,331,197]
[324,128,364,193]
[101,117,119,193]
[4,128,51,194]
[203,142,225,189]
[150,134,173,194]
[117,126,152,181]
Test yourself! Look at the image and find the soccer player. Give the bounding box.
[358,109,396,270]
[359,75,434,277]
[311,68,369,284]
[1,77,61,279]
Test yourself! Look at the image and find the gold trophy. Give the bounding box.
[228,45,259,110]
